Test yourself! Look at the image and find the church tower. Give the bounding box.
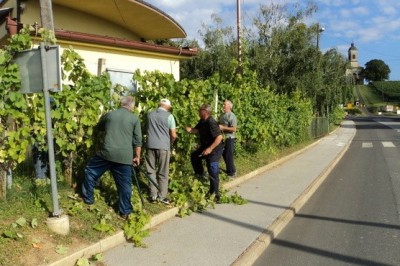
[348,42,359,68]
[346,42,364,84]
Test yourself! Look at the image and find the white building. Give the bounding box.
[0,0,197,82]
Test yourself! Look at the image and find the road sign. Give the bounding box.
[13,45,62,93]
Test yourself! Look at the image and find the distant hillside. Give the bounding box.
[356,81,400,114]
[370,81,400,98]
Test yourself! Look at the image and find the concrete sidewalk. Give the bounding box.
[50,120,355,266]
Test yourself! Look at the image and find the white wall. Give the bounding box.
[59,45,181,81]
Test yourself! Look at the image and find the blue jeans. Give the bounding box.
[190,145,223,197]
[82,155,133,215]
[33,143,48,179]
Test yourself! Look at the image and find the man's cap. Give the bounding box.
[160,98,171,107]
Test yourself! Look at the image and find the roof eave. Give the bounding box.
[54,29,197,57]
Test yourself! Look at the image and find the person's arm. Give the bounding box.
[168,114,177,144]
[219,124,237,133]
[133,146,141,166]
[202,135,222,156]
[170,128,177,144]
[186,127,199,134]
[96,113,108,131]
[132,117,142,166]
[219,114,237,133]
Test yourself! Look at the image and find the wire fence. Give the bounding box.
[309,117,330,139]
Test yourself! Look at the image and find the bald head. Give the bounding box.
[120,96,135,111]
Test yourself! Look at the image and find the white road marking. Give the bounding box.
[362,142,373,148]
[382,141,395,147]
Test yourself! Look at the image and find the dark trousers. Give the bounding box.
[190,145,223,196]
[223,138,236,176]
[82,155,133,215]
[33,143,48,179]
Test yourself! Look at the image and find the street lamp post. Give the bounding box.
[236,0,242,74]
[316,24,325,49]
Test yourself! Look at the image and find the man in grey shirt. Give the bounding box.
[219,100,237,178]
[145,99,177,205]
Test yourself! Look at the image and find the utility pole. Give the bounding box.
[316,24,325,50]
[39,0,54,31]
[39,0,69,235]
[39,0,61,217]
[236,0,242,74]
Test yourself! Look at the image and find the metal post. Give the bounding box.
[327,105,329,132]
[39,0,54,31]
[41,42,61,217]
[317,24,325,49]
[236,0,242,72]
[6,169,12,189]
[213,89,218,115]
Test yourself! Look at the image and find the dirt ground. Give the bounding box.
[21,234,91,266]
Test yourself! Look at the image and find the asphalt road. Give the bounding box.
[254,116,400,266]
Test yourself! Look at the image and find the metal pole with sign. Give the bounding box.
[14,44,63,217]
[14,43,69,234]
[40,42,61,217]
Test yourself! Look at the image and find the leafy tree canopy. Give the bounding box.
[363,59,391,82]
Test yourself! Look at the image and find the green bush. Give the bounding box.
[330,106,346,125]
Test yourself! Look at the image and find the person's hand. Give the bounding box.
[132,156,140,166]
[201,147,213,156]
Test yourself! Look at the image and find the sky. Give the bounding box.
[146,0,400,80]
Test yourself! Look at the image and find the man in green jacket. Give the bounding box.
[82,96,142,219]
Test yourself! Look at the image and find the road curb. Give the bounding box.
[48,206,181,266]
[231,122,356,266]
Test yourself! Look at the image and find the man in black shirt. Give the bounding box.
[186,104,224,201]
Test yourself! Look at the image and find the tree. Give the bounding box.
[178,1,351,116]
[363,59,391,82]
[180,14,237,81]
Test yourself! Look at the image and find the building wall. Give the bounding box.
[56,40,181,80]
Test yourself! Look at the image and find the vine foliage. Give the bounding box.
[1,30,313,245]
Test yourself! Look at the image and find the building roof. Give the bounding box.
[2,0,197,58]
[53,0,187,40]
[349,42,358,51]
[55,29,198,57]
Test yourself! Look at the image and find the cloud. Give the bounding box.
[380,6,397,16]
[156,0,194,9]
[357,28,383,43]
[144,0,400,79]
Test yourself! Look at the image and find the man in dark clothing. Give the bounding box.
[82,96,142,219]
[186,104,224,201]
